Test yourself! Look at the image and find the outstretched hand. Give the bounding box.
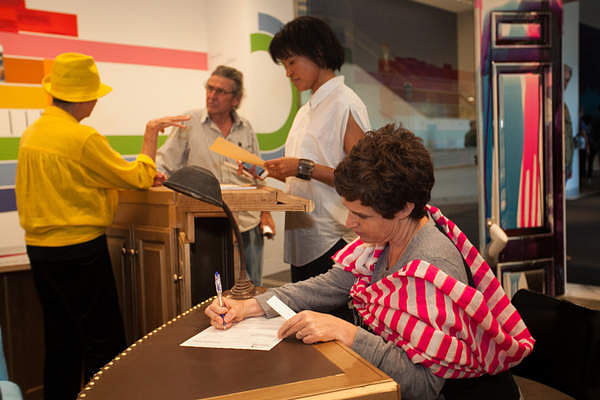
[146,115,191,134]
[153,171,167,186]
[278,310,358,346]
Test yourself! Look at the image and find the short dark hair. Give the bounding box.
[211,65,244,101]
[269,16,344,71]
[334,124,434,220]
[52,97,75,106]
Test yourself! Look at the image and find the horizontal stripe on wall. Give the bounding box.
[0,135,168,161]
[0,85,49,109]
[0,188,16,213]
[0,32,208,70]
[0,1,78,37]
[0,163,17,186]
[3,57,50,84]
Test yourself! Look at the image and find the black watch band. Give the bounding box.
[296,158,315,180]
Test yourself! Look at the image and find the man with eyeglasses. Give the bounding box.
[157,65,275,287]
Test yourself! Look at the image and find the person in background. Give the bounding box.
[579,112,592,185]
[564,65,575,179]
[588,105,600,182]
[263,16,371,285]
[206,125,534,400]
[15,52,189,400]
[156,65,275,287]
[464,120,476,147]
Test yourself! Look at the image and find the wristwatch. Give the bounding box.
[296,158,315,180]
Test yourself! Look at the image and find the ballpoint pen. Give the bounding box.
[214,271,226,325]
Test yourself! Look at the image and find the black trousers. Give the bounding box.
[291,239,347,282]
[27,235,126,400]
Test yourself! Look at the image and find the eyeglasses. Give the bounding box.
[205,84,235,96]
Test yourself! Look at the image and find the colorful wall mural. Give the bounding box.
[0,0,296,249]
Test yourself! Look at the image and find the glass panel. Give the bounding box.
[492,11,551,47]
[301,0,479,243]
[497,71,544,230]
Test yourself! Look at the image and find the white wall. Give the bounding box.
[26,0,211,134]
[1,1,296,278]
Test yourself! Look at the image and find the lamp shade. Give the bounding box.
[163,166,224,208]
[163,166,260,299]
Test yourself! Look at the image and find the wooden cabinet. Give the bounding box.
[0,267,44,400]
[107,185,313,344]
[0,185,312,398]
[106,226,178,344]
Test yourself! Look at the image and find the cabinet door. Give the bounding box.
[0,271,44,400]
[106,225,136,342]
[132,227,177,339]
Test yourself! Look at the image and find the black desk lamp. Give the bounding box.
[163,165,263,299]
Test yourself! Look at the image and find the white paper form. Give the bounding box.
[266,295,296,320]
[180,316,286,351]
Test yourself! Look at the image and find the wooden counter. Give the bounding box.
[78,299,400,400]
[106,185,312,344]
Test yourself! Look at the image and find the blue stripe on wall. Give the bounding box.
[258,12,284,35]
[0,162,17,186]
[0,188,16,212]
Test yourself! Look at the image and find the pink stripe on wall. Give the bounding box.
[0,32,207,70]
[518,74,542,228]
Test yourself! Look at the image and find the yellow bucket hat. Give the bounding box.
[42,52,112,102]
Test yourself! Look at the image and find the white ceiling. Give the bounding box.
[410,0,474,13]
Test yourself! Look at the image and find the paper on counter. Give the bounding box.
[209,137,265,167]
[219,184,257,191]
[180,316,285,351]
[266,295,296,320]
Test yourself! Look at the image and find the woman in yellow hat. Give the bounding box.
[15,52,189,400]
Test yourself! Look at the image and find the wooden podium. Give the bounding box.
[77,299,400,400]
[106,185,313,344]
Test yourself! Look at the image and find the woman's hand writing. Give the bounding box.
[204,297,265,330]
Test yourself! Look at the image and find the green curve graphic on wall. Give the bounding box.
[0,136,169,160]
[250,32,299,152]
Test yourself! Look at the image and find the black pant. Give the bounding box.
[579,149,588,180]
[588,143,599,178]
[291,239,347,282]
[27,235,126,400]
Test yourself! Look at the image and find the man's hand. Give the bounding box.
[260,211,275,238]
[277,311,358,346]
[142,115,191,160]
[146,115,191,134]
[263,157,300,182]
[153,171,167,186]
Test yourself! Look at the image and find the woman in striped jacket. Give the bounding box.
[205,124,534,400]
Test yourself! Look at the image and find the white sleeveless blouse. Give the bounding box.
[284,76,370,266]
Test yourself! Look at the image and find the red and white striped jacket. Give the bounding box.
[332,204,534,379]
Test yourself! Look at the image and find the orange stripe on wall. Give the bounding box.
[0,85,50,108]
[43,59,53,75]
[4,57,45,84]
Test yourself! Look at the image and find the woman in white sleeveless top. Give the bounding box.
[264,16,371,284]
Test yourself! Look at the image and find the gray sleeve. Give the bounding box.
[352,328,445,400]
[255,267,355,318]
[156,125,189,176]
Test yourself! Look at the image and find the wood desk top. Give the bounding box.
[117,185,314,213]
[78,298,399,400]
